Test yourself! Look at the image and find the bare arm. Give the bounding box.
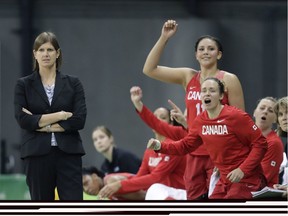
[143,20,195,87]
[223,72,245,111]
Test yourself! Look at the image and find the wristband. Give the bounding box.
[154,140,161,150]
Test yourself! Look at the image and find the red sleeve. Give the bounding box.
[261,134,283,186]
[118,150,184,193]
[235,112,268,176]
[159,119,203,155]
[134,150,150,177]
[137,105,187,140]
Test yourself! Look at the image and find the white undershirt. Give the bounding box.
[44,84,57,146]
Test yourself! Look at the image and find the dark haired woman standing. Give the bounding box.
[14,32,87,200]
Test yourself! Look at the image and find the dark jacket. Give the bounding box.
[14,71,87,158]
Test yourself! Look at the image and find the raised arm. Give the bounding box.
[143,20,194,86]
[130,86,187,140]
[130,86,144,112]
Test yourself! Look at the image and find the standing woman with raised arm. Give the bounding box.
[14,32,87,200]
[143,20,245,200]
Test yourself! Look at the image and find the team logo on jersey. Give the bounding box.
[217,119,225,123]
[148,157,162,167]
[113,166,120,172]
[187,90,201,100]
[270,161,276,167]
[202,125,228,135]
[252,124,258,130]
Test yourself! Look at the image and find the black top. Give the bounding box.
[101,147,141,175]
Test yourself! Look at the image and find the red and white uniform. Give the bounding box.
[145,183,187,200]
[261,130,283,187]
[137,105,188,140]
[184,70,229,199]
[117,139,186,194]
[160,105,267,199]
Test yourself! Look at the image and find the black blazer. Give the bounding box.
[14,71,87,159]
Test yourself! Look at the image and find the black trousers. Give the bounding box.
[24,147,83,200]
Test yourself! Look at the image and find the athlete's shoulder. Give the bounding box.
[222,70,240,82]
[185,68,198,81]
[222,105,247,117]
[267,130,283,143]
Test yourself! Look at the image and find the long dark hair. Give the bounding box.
[195,35,223,53]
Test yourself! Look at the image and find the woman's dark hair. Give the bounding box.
[32,32,62,71]
[162,107,184,127]
[195,35,223,53]
[82,166,104,178]
[203,77,225,95]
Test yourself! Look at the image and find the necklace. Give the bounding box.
[41,72,56,87]
[44,84,55,104]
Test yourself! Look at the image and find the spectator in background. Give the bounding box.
[82,166,136,200]
[82,166,105,196]
[14,32,87,200]
[273,96,288,198]
[92,126,141,175]
[253,97,283,187]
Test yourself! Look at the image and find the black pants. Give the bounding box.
[24,147,83,200]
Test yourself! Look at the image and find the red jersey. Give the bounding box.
[185,70,229,156]
[160,105,267,185]
[137,105,188,140]
[118,138,186,194]
[261,130,283,187]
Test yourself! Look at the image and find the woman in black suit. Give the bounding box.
[14,32,87,200]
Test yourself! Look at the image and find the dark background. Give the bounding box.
[0,0,286,173]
